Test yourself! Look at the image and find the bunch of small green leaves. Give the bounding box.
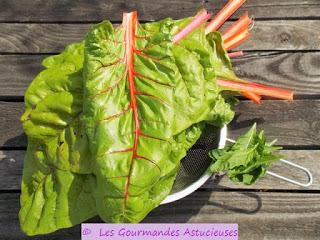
[209,124,282,185]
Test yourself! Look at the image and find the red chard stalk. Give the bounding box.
[205,0,247,34]
[218,79,294,101]
[171,0,293,103]
[172,9,212,43]
[222,11,252,42]
[228,50,244,58]
[224,28,250,50]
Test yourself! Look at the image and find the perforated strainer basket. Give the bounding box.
[161,125,313,204]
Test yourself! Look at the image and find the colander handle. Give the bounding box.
[226,138,313,187]
[266,159,313,187]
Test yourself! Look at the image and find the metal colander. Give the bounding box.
[161,125,227,204]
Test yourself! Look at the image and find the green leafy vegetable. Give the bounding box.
[82,12,237,223]
[209,124,282,184]
[20,43,97,235]
[19,7,290,235]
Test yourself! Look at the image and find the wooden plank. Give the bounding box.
[1,52,319,97]
[0,55,43,96]
[0,150,24,190]
[146,191,320,240]
[0,24,88,53]
[1,150,318,191]
[227,20,320,51]
[2,100,319,148]
[0,20,319,53]
[1,192,319,239]
[232,51,320,95]
[0,0,319,22]
[0,102,26,148]
[229,100,320,147]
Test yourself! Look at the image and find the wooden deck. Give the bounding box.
[0,0,319,239]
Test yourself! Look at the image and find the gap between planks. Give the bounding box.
[0,20,320,53]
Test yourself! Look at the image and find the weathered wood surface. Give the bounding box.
[1,192,319,239]
[1,100,319,148]
[0,102,26,148]
[0,20,319,53]
[225,20,320,51]
[0,55,43,96]
[0,150,24,190]
[1,0,319,22]
[1,51,319,97]
[0,0,319,239]
[1,150,318,191]
[232,51,320,96]
[229,100,320,147]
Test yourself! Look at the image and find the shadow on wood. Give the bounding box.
[3,133,26,149]
[207,191,262,214]
[229,113,265,131]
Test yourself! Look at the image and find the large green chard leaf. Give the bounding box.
[82,15,234,223]
[20,43,96,235]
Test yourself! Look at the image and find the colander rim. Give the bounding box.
[161,125,227,204]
